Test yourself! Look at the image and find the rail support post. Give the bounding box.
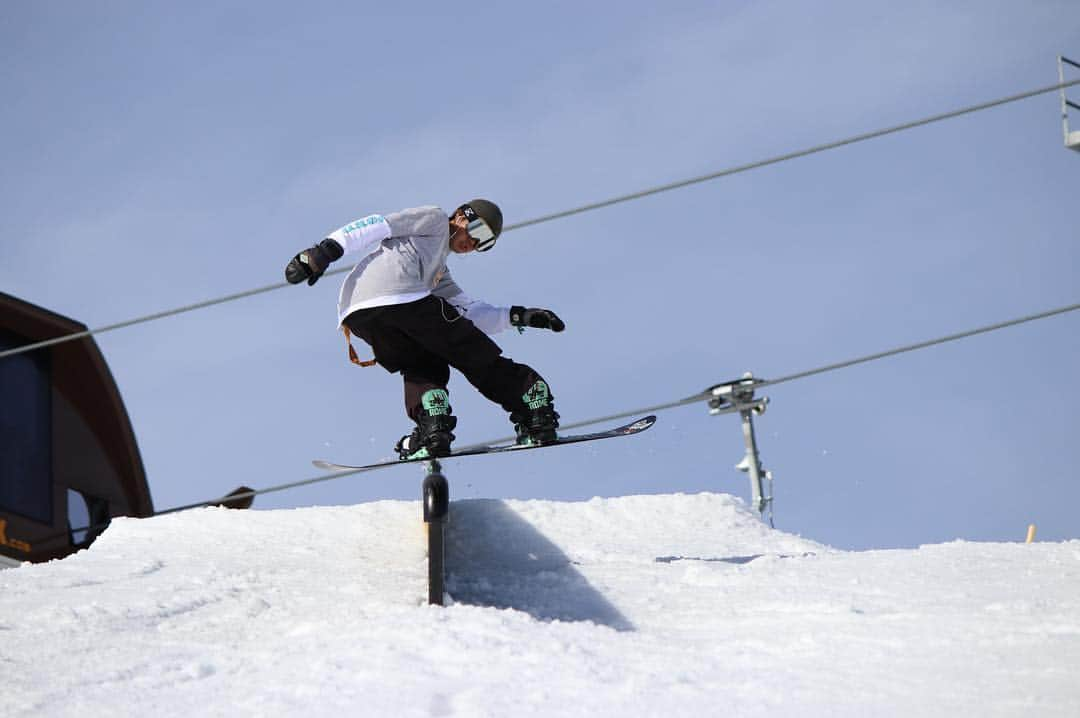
[422,459,449,606]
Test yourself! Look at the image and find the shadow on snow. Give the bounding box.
[654,553,817,564]
[445,500,634,632]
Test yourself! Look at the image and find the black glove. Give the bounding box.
[510,306,565,332]
[285,239,344,286]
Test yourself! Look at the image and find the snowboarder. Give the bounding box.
[285,200,564,460]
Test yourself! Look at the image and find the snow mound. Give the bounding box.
[2,492,1078,717]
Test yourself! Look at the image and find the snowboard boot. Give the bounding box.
[511,380,560,446]
[395,389,457,460]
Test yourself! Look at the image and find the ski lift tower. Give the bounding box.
[1059,55,1080,152]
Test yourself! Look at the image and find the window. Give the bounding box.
[67,489,91,545]
[67,488,108,548]
[0,331,52,523]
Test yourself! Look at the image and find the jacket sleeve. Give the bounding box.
[432,269,512,335]
[325,214,392,258]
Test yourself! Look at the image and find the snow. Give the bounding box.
[2,492,1079,717]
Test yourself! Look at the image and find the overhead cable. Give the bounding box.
[3,77,1077,363]
[758,300,1080,390]
[554,298,1080,433]
[503,78,1080,231]
[0,280,289,360]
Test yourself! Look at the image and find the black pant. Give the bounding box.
[343,296,550,423]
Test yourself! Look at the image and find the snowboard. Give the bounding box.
[313,415,656,472]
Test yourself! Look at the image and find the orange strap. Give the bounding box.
[342,326,377,367]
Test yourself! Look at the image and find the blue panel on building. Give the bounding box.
[0,330,53,524]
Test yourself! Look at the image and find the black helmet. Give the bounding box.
[459,199,503,251]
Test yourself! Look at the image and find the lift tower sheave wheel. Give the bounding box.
[422,460,449,606]
[1059,55,1080,152]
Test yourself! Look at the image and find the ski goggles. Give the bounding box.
[461,205,497,252]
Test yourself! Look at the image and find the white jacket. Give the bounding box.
[330,206,511,335]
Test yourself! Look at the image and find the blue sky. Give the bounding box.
[2,1,1078,549]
